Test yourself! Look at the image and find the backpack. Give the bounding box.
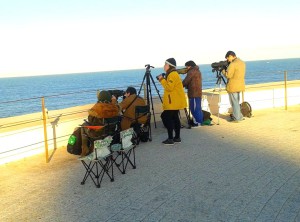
[67,127,82,155]
[202,110,213,126]
[240,101,252,118]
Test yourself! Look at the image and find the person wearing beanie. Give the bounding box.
[222,51,246,122]
[182,60,203,127]
[157,58,187,145]
[112,86,147,130]
[80,90,119,156]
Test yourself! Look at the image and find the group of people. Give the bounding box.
[81,86,148,156]
[81,51,246,154]
[157,51,245,145]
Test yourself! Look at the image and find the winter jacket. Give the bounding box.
[118,94,147,130]
[160,69,187,110]
[224,58,246,93]
[182,65,202,98]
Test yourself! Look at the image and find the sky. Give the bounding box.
[0,0,300,77]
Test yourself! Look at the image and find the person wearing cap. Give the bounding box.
[81,90,119,156]
[157,58,187,145]
[222,51,246,122]
[112,86,147,130]
[182,60,203,127]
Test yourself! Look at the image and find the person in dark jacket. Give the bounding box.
[182,60,203,127]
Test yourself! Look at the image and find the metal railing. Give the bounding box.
[0,71,299,164]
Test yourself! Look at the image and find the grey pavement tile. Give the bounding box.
[1,106,300,221]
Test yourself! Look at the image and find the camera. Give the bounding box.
[156,73,166,80]
[108,89,125,99]
[211,60,229,72]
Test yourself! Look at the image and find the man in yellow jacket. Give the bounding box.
[222,51,246,122]
[157,58,187,145]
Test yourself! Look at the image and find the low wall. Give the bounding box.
[203,80,300,115]
[0,80,299,164]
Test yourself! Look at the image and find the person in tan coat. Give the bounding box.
[222,51,246,122]
[112,87,147,130]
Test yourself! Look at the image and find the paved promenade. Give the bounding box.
[1,105,300,222]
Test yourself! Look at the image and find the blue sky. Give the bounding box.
[0,0,299,77]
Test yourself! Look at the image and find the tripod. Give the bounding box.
[138,64,162,128]
[210,70,227,125]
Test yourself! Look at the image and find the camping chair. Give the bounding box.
[79,136,114,188]
[111,128,136,174]
[79,116,120,188]
[131,105,152,145]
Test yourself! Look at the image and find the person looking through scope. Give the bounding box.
[112,86,147,130]
[81,90,119,156]
[221,51,246,122]
[157,58,187,146]
[182,60,203,127]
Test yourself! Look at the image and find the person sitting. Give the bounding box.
[81,90,119,156]
[112,86,147,131]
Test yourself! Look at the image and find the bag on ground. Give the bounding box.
[67,127,82,155]
[240,101,252,118]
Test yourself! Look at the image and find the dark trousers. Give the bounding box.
[161,110,181,140]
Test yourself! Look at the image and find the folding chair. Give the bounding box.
[79,136,114,188]
[131,105,152,145]
[79,116,120,188]
[111,128,137,174]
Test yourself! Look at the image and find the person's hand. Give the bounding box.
[158,75,163,81]
[221,69,226,75]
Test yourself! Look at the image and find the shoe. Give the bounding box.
[162,139,174,145]
[191,123,201,128]
[173,138,181,144]
[228,118,244,123]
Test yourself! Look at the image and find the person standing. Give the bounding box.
[182,60,203,127]
[222,51,246,122]
[157,58,187,145]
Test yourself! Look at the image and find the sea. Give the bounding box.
[0,58,299,119]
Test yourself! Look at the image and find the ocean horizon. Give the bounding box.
[0,58,299,119]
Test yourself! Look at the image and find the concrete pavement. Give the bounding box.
[1,105,300,222]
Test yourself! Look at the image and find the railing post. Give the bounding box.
[41,97,49,163]
[284,71,288,110]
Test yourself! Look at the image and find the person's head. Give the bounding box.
[164,58,176,72]
[97,90,112,103]
[225,51,236,63]
[124,86,137,98]
[185,60,196,70]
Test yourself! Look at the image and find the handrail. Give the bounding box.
[0,73,299,164]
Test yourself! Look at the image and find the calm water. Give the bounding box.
[0,58,299,118]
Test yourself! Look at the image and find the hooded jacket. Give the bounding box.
[182,65,202,98]
[160,69,187,110]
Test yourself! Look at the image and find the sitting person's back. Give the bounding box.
[112,87,147,130]
[81,90,119,156]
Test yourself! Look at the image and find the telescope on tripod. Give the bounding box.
[137,64,162,128]
[210,60,229,125]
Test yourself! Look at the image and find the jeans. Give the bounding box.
[189,97,203,124]
[228,92,243,120]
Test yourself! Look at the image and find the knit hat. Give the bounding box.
[97,90,112,103]
[225,51,236,58]
[165,58,176,67]
[185,60,196,67]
